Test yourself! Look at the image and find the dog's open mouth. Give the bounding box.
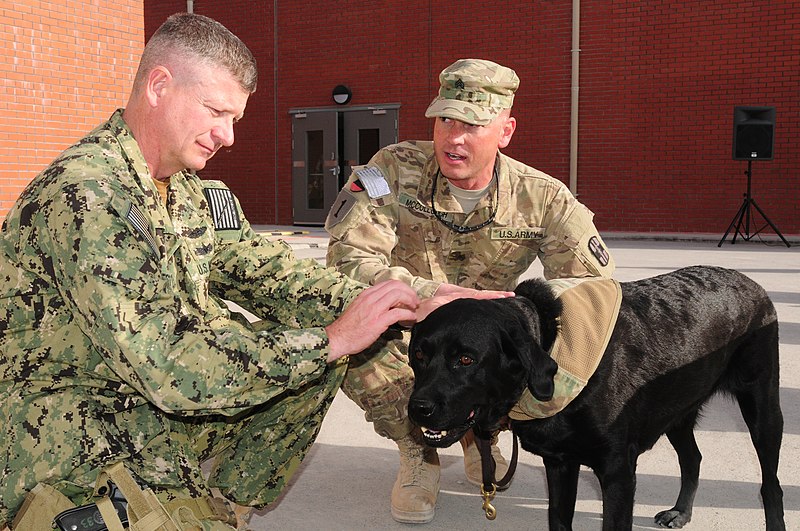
[420,410,476,447]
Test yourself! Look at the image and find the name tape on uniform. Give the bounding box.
[490,227,545,240]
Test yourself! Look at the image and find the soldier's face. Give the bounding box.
[433,112,516,189]
[153,64,249,177]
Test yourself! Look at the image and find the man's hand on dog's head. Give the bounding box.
[326,282,514,363]
[413,284,515,323]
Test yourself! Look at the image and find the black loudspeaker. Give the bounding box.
[732,106,775,160]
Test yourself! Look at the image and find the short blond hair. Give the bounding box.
[134,13,257,94]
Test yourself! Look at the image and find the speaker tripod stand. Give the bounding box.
[718,160,790,247]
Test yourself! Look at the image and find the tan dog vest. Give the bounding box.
[509,277,622,420]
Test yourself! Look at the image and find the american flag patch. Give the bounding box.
[203,188,241,231]
[126,203,159,256]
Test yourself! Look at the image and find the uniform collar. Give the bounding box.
[108,109,179,234]
[418,151,509,218]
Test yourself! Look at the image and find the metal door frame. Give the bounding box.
[290,104,400,225]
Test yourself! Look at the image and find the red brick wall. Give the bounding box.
[0,1,143,221]
[577,0,799,235]
[196,0,798,235]
[16,1,792,237]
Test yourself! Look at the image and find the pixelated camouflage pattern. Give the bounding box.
[509,368,586,420]
[0,109,363,525]
[425,58,519,126]
[326,140,614,439]
[341,334,415,440]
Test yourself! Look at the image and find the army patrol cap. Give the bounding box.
[425,58,519,126]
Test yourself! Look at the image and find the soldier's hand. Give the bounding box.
[414,284,515,322]
[434,283,515,299]
[325,280,419,363]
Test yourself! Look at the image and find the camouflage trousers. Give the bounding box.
[342,332,416,441]
[3,361,346,527]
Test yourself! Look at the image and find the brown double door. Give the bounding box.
[291,106,398,225]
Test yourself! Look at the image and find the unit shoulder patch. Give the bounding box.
[325,189,358,229]
[588,235,610,266]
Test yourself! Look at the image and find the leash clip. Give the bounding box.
[480,483,497,520]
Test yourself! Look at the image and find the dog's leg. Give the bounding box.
[737,390,785,531]
[733,324,785,531]
[596,454,637,531]
[544,457,579,530]
[655,413,701,528]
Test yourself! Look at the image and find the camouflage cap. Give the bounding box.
[425,58,519,126]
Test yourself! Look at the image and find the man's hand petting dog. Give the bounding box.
[416,284,515,323]
[326,282,513,363]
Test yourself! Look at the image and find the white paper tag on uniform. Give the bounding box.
[355,166,391,198]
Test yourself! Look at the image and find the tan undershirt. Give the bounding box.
[153,177,170,207]
[449,182,490,213]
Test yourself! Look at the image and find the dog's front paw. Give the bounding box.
[654,508,691,528]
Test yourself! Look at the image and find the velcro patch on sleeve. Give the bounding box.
[203,188,242,231]
[126,203,159,256]
[325,189,358,229]
[588,236,610,267]
[355,166,391,199]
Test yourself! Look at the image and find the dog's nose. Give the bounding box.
[408,398,436,421]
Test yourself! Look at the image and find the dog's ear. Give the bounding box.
[501,310,558,402]
[520,341,558,401]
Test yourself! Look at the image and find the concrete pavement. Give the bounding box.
[247,228,799,530]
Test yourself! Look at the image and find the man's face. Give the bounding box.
[432,112,516,190]
[155,64,250,177]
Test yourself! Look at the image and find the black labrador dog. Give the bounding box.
[408,266,785,530]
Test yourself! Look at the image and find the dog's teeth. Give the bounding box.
[421,427,447,440]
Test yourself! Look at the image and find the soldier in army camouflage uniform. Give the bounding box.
[0,13,429,531]
[326,58,616,524]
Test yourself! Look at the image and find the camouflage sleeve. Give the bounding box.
[209,218,365,328]
[537,183,616,280]
[325,151,441,298]
[39,180,338,416]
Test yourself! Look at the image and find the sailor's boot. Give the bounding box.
[390,429,440,523]
[461,429,511,490]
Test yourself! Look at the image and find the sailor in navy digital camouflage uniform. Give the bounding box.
[0,13,439,531]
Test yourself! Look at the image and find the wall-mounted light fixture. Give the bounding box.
[332,85,352,105]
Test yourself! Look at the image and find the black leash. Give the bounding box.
[475,428,519,520]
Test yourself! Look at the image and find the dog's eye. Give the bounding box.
[459,355,474,366]
[414,350,424,361]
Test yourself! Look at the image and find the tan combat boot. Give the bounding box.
[390,430,440,523]
[461,430,511,490]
